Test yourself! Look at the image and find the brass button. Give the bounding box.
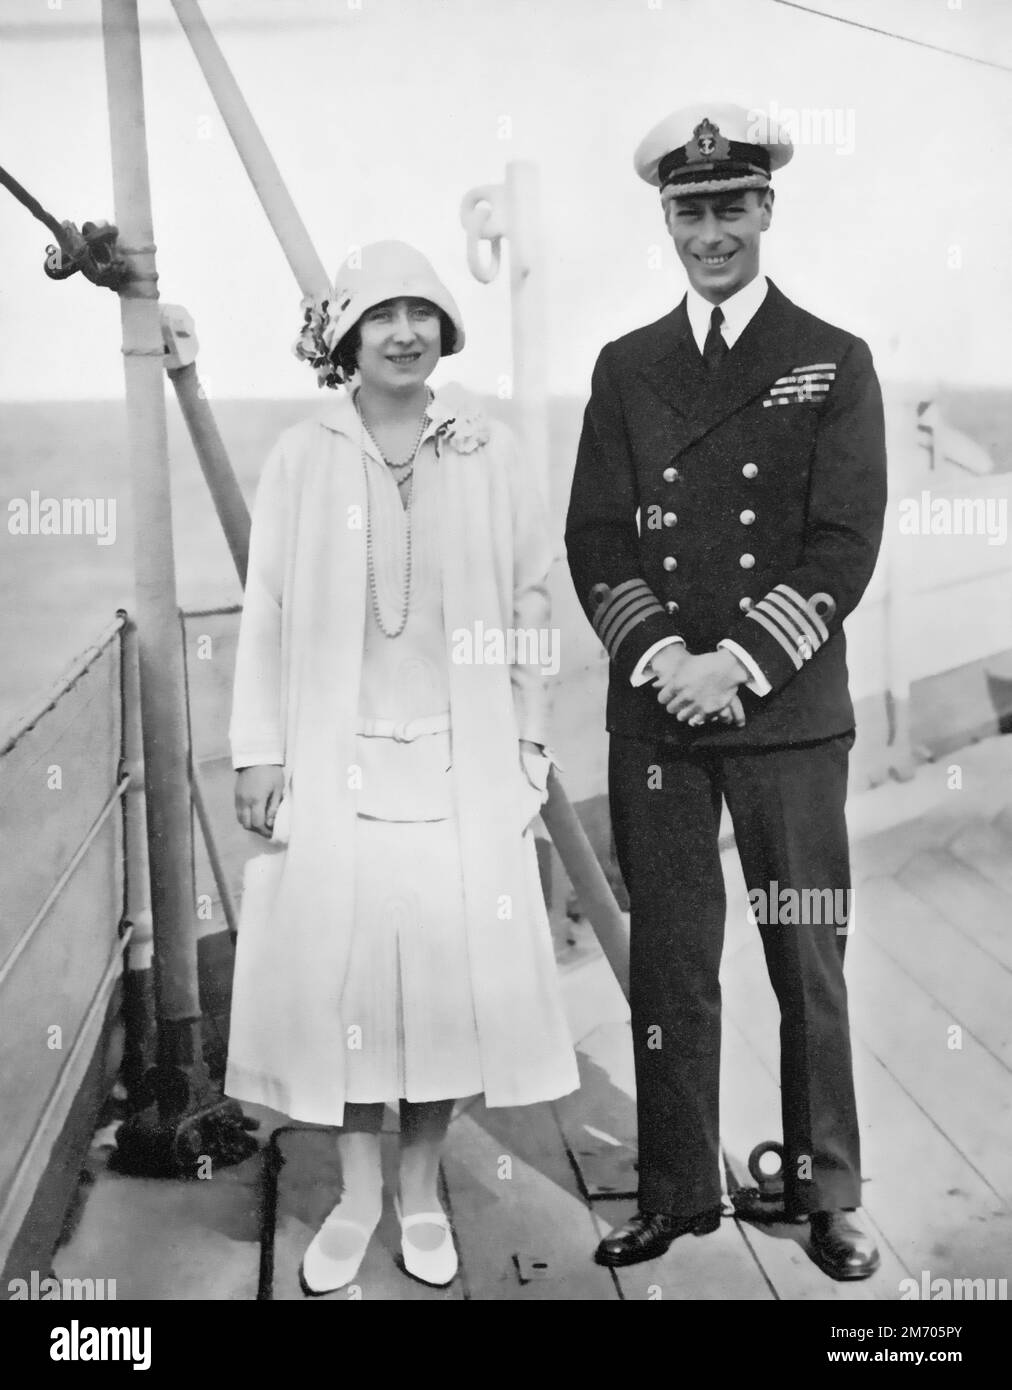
[663,511,678,527]
[739,553,755,570]
[742,463,758,479]
[739,509,756,525]
[739,596,753,611]
[663,466,678,483]
[665,600,679,615]
[663,556,677,572]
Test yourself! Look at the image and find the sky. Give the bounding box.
[1,0,1010,401]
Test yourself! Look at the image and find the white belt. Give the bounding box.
[355,712,451,742]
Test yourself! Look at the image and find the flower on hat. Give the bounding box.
[292,291,343,389]
[320,289,354,354]
[429,383,490,456]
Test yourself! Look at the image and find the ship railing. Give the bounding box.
[0,614,134,1278]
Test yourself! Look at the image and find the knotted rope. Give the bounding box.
[0,160,131,291]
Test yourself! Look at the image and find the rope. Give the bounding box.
[0,162,65,241]
[0,159,131,290]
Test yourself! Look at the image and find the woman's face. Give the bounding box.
[355,297,442,391]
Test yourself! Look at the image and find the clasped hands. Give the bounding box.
[649,645,748,728]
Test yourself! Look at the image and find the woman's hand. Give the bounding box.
[235,764,285,838]
[519,740,553,789]
[518,740,551,835]
[519,738,543,766]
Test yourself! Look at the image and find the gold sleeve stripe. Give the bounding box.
[764,590,822,648]
[591,578,653,636]
[609,601,667,657]
[600,593,665,652]
[593,580,660,640]
[595,577,644,608]
[745,606,804,670]
[774,583,831,642]
[753,598,807,650]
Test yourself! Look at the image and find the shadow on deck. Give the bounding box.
[55,735,1012,1300]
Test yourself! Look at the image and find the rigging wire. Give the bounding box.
[770,0,1012,74]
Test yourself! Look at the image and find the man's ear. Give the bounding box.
[759,186,774,231]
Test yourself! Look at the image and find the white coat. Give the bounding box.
[224,385,579,1124]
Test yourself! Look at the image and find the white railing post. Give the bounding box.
[460,162,630,998]
[505,162,551,514]
[461,162,552,520]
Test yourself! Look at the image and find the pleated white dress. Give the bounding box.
[342,442,485,1103]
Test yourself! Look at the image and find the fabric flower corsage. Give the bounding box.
[429,383,491,456]
[292,291,342,389]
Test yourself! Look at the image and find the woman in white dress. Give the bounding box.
[226,241,578,1293]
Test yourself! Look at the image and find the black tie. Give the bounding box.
[702,305,728,370]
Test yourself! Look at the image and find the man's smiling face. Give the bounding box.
[665,186,773,303]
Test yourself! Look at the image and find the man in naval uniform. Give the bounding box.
[565,103,887,1279]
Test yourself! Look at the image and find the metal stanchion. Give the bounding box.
[117,610,156,1108]
[170,0,329,300]
[161,305,250,586]
[102,0,254,1174]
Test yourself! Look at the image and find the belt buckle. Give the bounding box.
[392,719,412,743]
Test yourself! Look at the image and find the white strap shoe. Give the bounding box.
[394,1197,458,1287]
[300,1205,380,1295]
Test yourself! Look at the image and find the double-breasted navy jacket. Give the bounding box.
[564,280,888,749]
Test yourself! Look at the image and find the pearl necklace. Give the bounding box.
[356,390,432,639]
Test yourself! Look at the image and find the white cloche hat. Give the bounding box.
[322,240,465,356]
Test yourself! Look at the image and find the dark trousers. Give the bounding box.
[609,732,862,1221]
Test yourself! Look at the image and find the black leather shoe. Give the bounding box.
[594,1206,722,1267]
[809,1210,880,1281]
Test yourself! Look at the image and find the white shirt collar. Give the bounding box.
[685,274,769,354]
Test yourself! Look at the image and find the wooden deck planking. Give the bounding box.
[440,1099,619,1300]
[855,875,1012,1070]
[554,1020,773,1299]
[895,850,1012,972]
[53,1148,262,1301]
[590,1195,773,1301]
[849,815,967,881]
[269,1128,463,1301]
[947,820,1012,897]
[719,1015,911,1300]
[993,803,1012,845]
[553,1022,638,1199]
[721,920,914,1297]
[724,933,1012,1282]
[845,929,1012,1207]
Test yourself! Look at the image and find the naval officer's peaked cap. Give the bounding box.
[635,102,793,203]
